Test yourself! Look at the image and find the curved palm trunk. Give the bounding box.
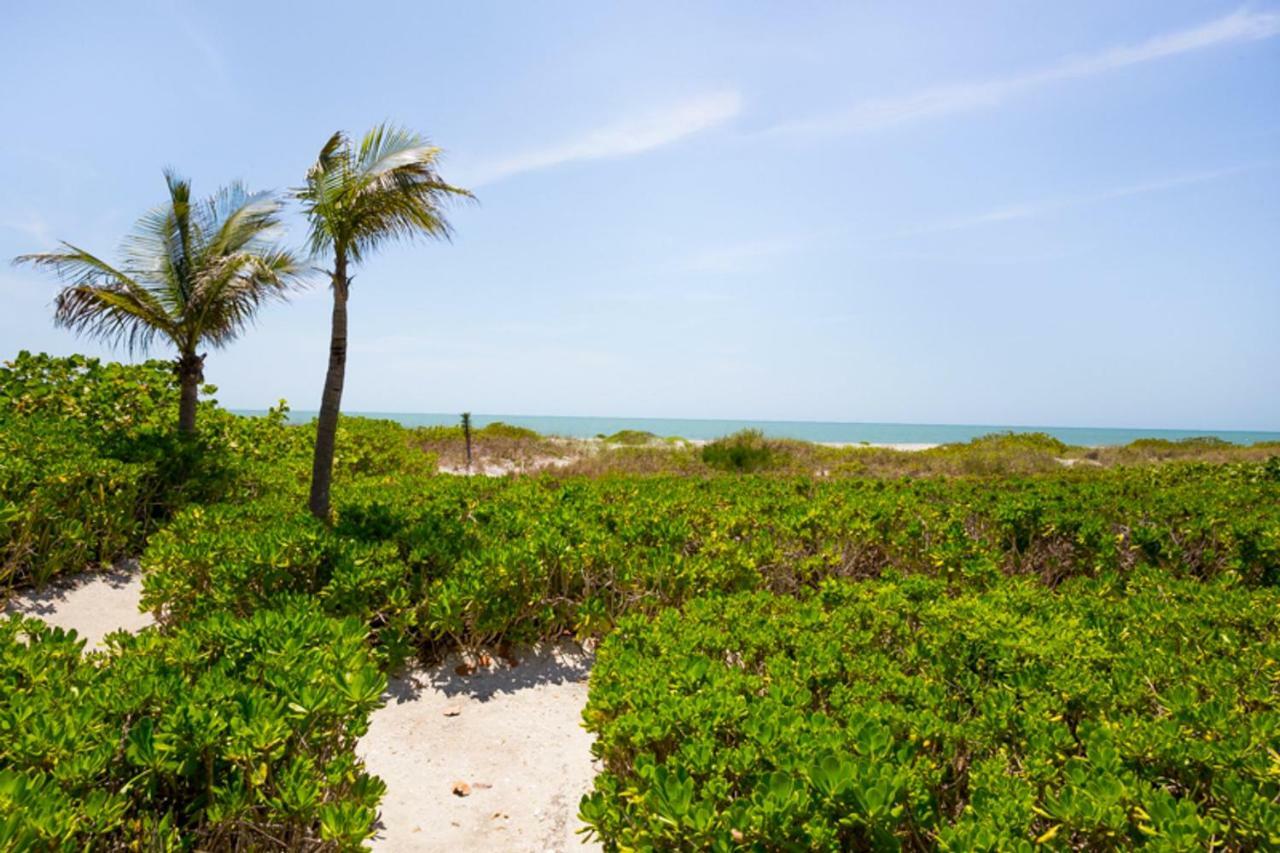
[176,353,205,435]
[308,255,349,520]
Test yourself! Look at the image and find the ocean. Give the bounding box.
[237,410,1280,447]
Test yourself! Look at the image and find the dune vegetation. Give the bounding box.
[2,352,1278,848]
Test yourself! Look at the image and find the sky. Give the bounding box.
[1,1,1277,430]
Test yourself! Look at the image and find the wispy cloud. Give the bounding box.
[1,212,53,245]
[161,1,232,94]
[681,236,804,274]
[462,91,742,186]
[769,9,1280,138]
[886,161,1273,239]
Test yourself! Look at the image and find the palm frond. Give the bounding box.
[296,132,352,256]
[202,186,285,260]
[186,246,302,350]
[356,124,438,178]
[295,122,473,265]
[52,282,175,355]
[15,173,303,358]
[16,242,141,289]
[163,170,196,300]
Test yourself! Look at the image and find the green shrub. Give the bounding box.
[477,421,541,440]
[0,353,449,592]
[972,431,1070,454]
[0,601,386,850]
[915,431,1069,477]
[1128,436,1232,453]
[140,463,1280,653]
[333,417,437,480]
[604,430,659,445]
[567,429,1275,479]
[1083,436,1279,468]
[413,418,561,472]
[415,424,465,442]
[581,571,1280,850]
[701,430,777,472]
[140,492,425,668]
[0,425,148,588]
[0,351,180,444]
[0,354,186,589]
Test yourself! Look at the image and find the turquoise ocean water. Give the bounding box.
[237,410,1280,447]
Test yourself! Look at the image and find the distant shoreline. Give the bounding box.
[230,410,1280,448]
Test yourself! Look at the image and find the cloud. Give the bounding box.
[0,213,52,244]
[888,162,1273,239]
[681,236,804,274]
[160,0,232,94]
[768,9,1280,138]
[462,91,742,186]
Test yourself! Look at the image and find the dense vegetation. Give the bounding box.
[1,605,385,849]
[555,428,1279,479]
[582,573,1280,849]
[0,352,297,589]
[2,354,1277,849]
[0,355,401,848]
[141,457,1279,656]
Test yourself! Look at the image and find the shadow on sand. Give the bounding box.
[385,641,594,704]
[3,560,140,616]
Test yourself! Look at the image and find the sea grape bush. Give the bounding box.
[0,422,148,589]
[580,571,1280,850]
[141,462,1280,654]
[0,353,192,588]
[330,418,438,481]
[0,351,182,441]
[0,352,310,590]
[0,353,439,592]
[0,601,386,850]
[140,497,421,668]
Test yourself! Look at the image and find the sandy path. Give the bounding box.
[3,562,153,650]
[359,643,601,852]
[6,566,602,850]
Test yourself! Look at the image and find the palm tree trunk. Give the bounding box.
[176,353,205,435]
[308,254,349,520]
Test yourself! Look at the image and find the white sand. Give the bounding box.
[3,562,153,650]
[359,643,601,852]
[437,442,943,479]
[439,456,576,477]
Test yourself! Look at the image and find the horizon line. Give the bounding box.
[226,407,1280,437]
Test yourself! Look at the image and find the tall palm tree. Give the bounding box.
[296,124,472,520]
[15,172,301,434]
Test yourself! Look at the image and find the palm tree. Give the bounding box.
[296,124,472,520]
[15,172,300,434]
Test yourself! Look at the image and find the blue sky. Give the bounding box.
[1,1,1277,429]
